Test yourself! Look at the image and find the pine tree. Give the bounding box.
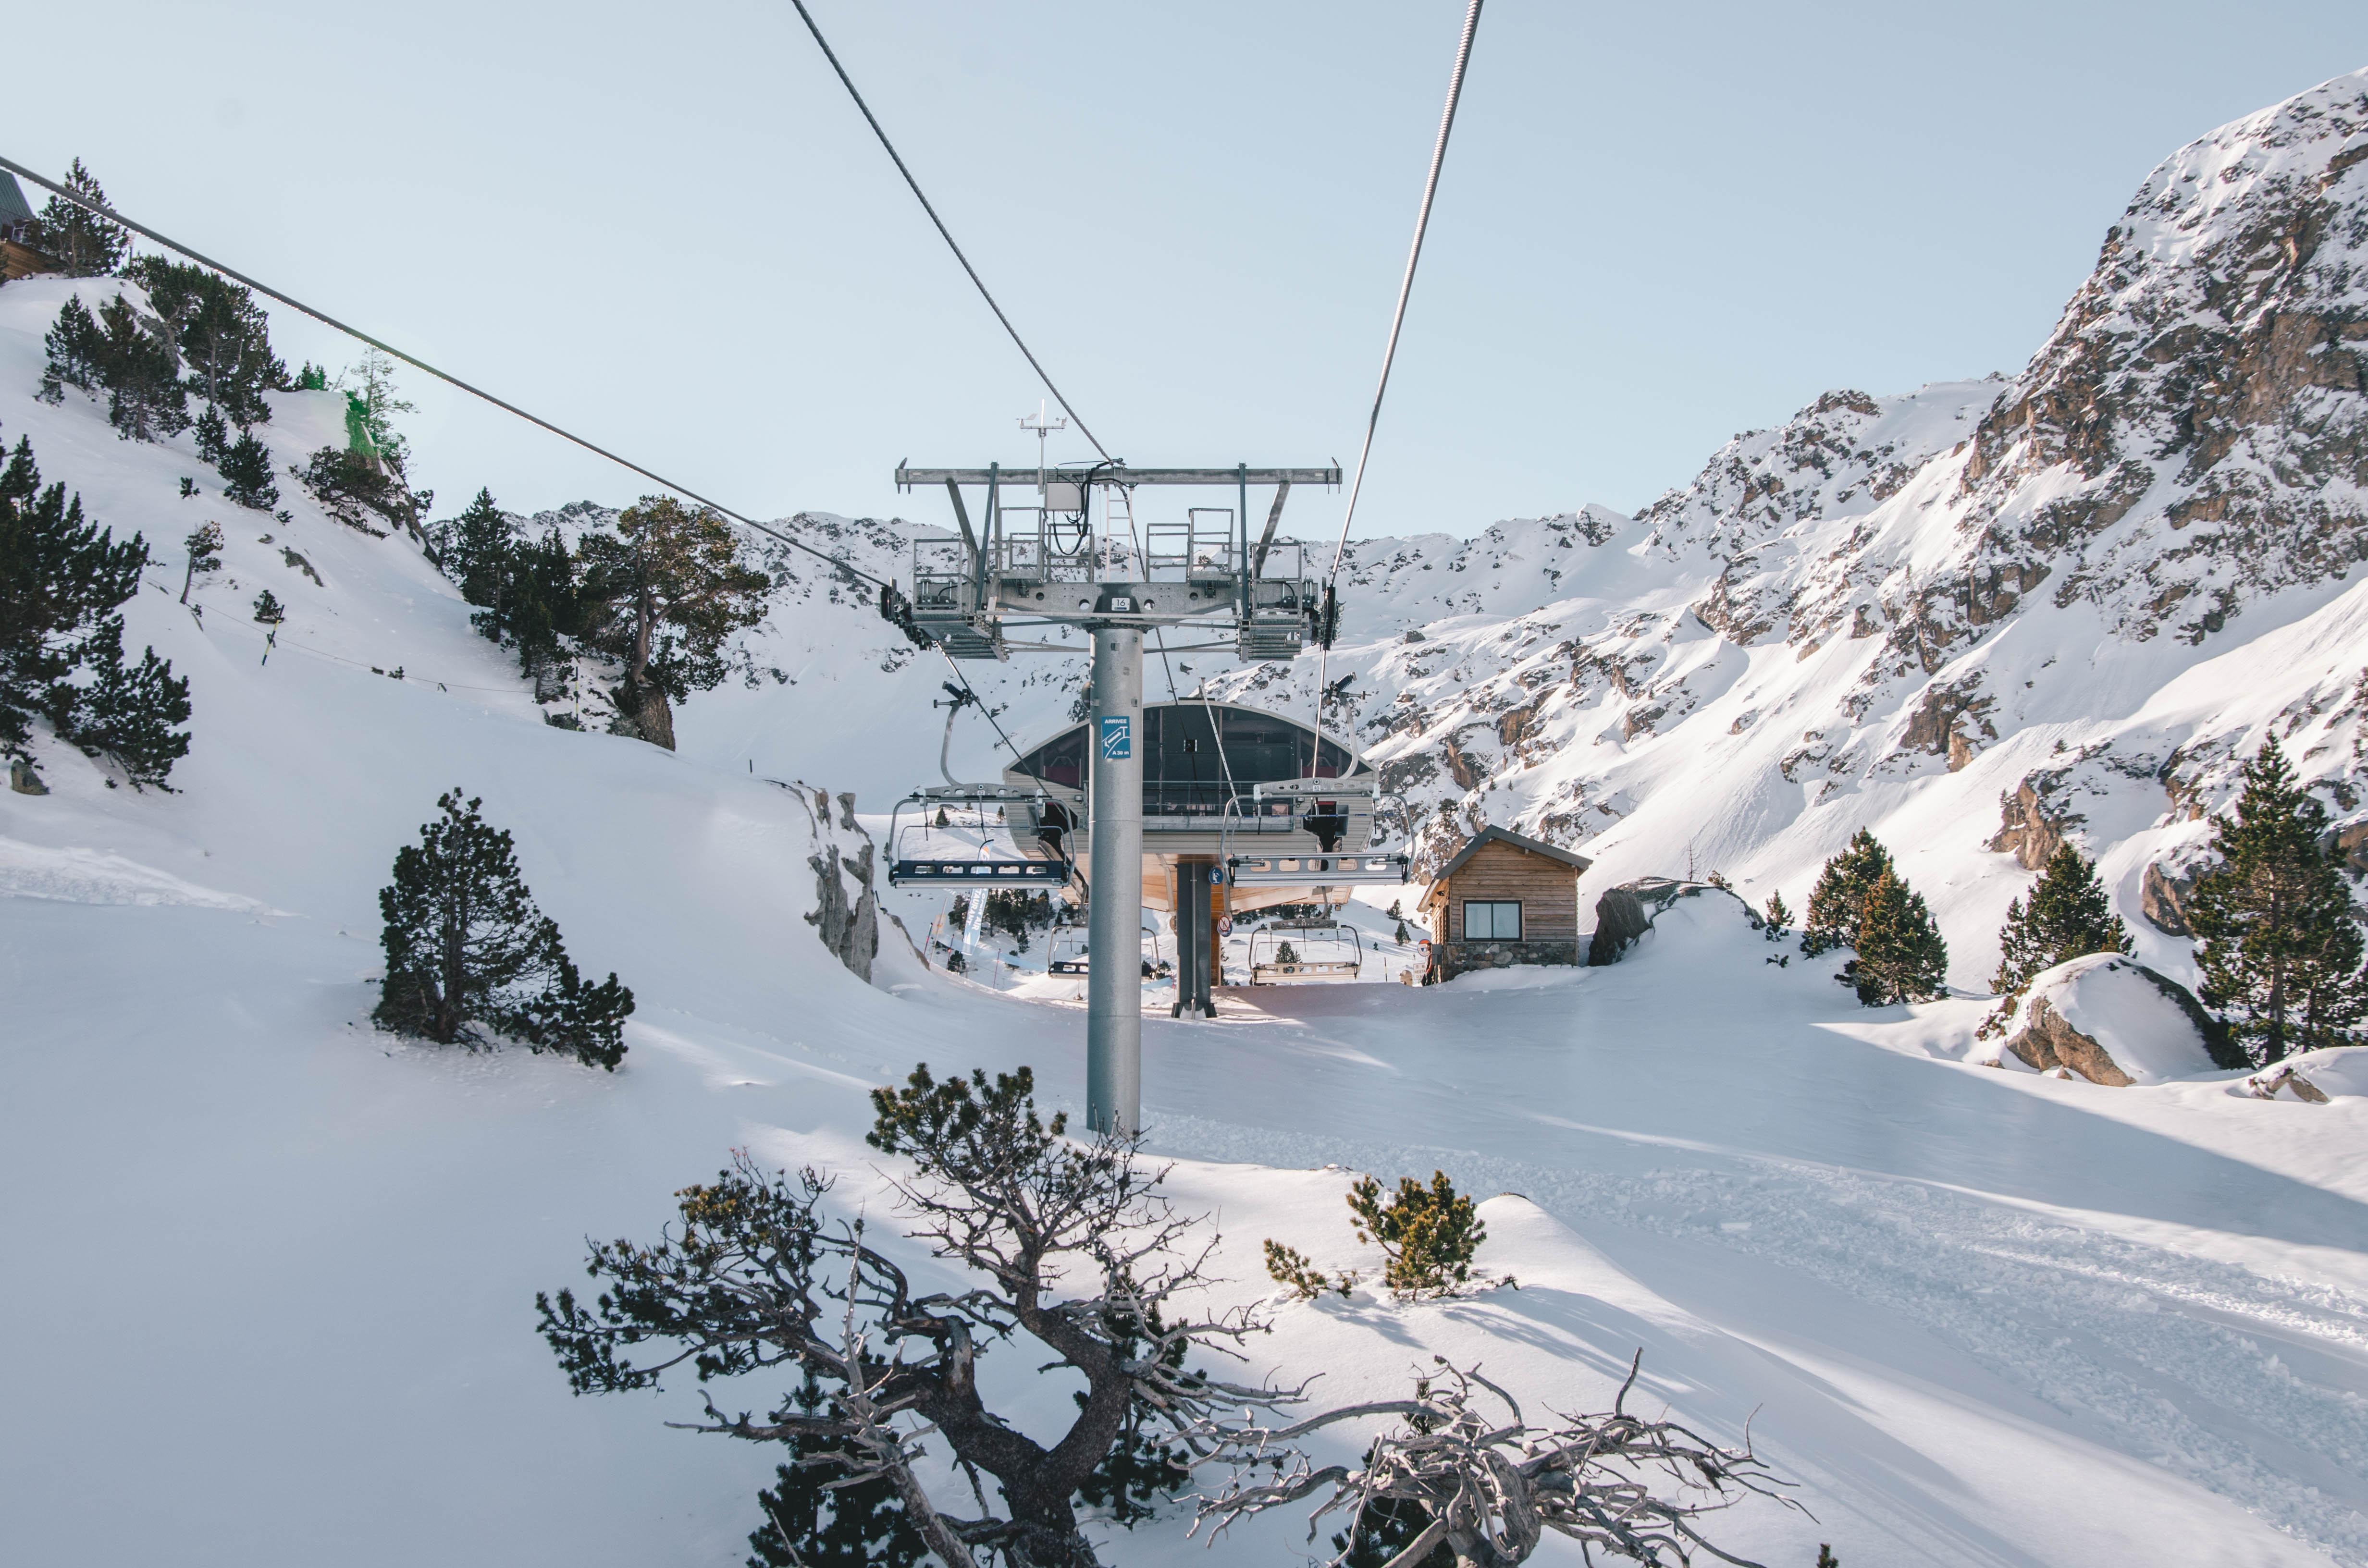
[218,431,279,510]
[1850,869,1949,1006]
[0,430,159,767]
[577,496,771,748]
[2189,738,2368,1065]
[373,790,633,1067]
[124,257,288,427]
[294,362,329,391]
[25,158,130,277]
[36,294,104,403]
[54,614,191,789]
[193,405,229,464]
[95,294,190,441]
[251,589,284,624]
[179,522,223,604]
[1763,890,1792,942]
[1985,845,2130,1029]
[1395,919,1413,943]
[1800,830,1893,956]
[435,489,519,608]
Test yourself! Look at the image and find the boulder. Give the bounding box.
[1587,886,1652,966]
[2001,955,2228,1084]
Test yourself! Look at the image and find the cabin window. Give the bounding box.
[1014,726,1086,789]
[1462,900,1521,941]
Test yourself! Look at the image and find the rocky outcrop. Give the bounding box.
[2141,860,2195,936]
[1587,886,1652,966]
[789,783,882,984]
[1988,777,2074,870]
[2245,1062,2331,1102]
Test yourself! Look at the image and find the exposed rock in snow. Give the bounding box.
[2243,1045,2368,1100]
[2141,859,2196,935]
[1586,877,1759,966]
[791,783,880,983]
[2001,955,2228,1084]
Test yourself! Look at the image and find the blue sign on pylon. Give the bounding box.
[1099,716,1132,761]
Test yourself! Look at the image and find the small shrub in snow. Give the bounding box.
[1982,845,2129,1035]
[2190,737,2368,1065]
[1761,890,1791,941]
[1849,869,1948,1006]
[1800,829,1892,956]
[373,789,633,1068]
[1264,1238,1350,1300]
[1347,1171,1487,1297]
[250,588,284,624]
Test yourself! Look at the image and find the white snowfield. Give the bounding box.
[11,79,2368,1568]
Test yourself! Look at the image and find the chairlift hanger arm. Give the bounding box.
[899,465,1339,490]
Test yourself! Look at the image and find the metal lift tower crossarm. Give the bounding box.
[893,461,1343,1138]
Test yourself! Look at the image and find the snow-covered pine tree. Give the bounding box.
[179,522,223,604]
[1800,830,1893,956]
[95,294,190,442]
[54,614,191,789]
[218,431,279,510]
[36,294,103,404]
[1983,844,2131,1031]
[1763,890,1792,942]
[1849,869,1949,1005]
[251,588,284,624]
[2189,738,2368,1064]
[373,789,633,1068]
[576,495,771,748]
[25,159,130,277]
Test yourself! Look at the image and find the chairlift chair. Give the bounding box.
[886,784,1074,888]
[1220,778,1413,890]
[1047,929,1090,975]
[1246,919,1364,985]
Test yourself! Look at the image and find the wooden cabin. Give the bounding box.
[1418,826,1591,981]
[0,174,48,282]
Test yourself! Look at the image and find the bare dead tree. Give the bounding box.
[536,1065,1304,1568]
[1191,1354,1799,1568]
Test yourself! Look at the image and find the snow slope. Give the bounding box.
[12,69,2368,1568]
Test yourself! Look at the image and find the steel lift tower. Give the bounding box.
[888,460,1340,1134]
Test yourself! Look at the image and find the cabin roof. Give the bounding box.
[1420,826,1591,903]
[0,174,34,229]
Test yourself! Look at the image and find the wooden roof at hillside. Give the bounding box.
[1421,826,1591,901]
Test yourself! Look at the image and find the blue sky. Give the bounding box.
[8,2,2366,538]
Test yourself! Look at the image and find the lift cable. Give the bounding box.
[1310,0,1484,753]
[0,153,891,594]
[786,0,1112,463]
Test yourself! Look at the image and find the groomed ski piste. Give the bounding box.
[8,295,2368,1568]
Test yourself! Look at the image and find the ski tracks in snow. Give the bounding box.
[1151,1110,2368,1564]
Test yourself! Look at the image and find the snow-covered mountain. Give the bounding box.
[669,70,2368,1001]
